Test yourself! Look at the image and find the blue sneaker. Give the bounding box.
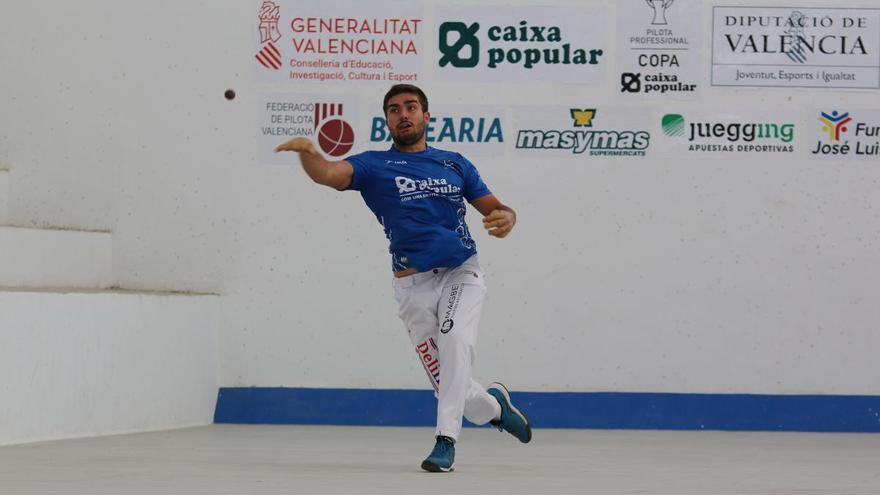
[421,436,455,472]
[488,382,532,443]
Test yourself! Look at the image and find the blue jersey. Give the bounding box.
[346,146,491,272]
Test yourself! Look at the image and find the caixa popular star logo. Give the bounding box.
[255,1,283,70]
[315,103,355,157]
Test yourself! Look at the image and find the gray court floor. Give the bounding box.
[1,425,878,494]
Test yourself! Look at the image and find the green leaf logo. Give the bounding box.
[662,114,685,137]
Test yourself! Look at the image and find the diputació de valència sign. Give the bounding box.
[711,6,880,89]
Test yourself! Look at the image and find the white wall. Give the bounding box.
[0,291,219,445]
[1,0,879,402]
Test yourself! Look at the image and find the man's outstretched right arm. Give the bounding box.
[275,137,354,191]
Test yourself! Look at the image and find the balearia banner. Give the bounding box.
[367,105,507,157]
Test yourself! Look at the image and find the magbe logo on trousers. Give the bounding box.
[441,284,462,334]
[438,20,604,70]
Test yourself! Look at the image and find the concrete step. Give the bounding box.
[0,226,113,288]
[0,169,8,224]
[0,288,219,445]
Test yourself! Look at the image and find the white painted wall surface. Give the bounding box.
[0,226,113,288]
[0,291,219,446]
[0,170,8,224]
[1,0,878,401]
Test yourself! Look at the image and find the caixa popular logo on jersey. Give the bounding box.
[394,176,461,202]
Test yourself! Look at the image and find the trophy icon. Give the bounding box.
[645,0,674,25]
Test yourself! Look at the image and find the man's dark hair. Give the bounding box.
[383,84,428,115]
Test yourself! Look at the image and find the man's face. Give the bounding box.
[384,93,429,147]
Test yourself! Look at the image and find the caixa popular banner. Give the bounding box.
[254,0,425,84]
[434,5,608,83]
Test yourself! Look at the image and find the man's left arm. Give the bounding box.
[470,194,516,239]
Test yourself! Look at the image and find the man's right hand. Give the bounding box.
[275,137,318,155]
[274,137,354,190]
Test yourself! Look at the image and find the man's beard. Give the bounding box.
[391,121,426,147]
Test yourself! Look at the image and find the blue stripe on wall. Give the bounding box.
[214,387,880,433]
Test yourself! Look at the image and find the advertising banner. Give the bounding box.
[258,93,361,165]
[254,0,425,84]
[712,7,880,88]
[512,106,653,158]
[656,110,799,156]
[434,5,607,83]
[365,105,507,157]
[617,0,702,99]
[809,109,880,159]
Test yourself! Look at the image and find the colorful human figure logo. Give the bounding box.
[818,111,852,141]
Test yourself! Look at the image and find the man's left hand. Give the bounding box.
[482,209,516,238]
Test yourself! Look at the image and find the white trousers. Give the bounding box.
[392,255,501,440]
